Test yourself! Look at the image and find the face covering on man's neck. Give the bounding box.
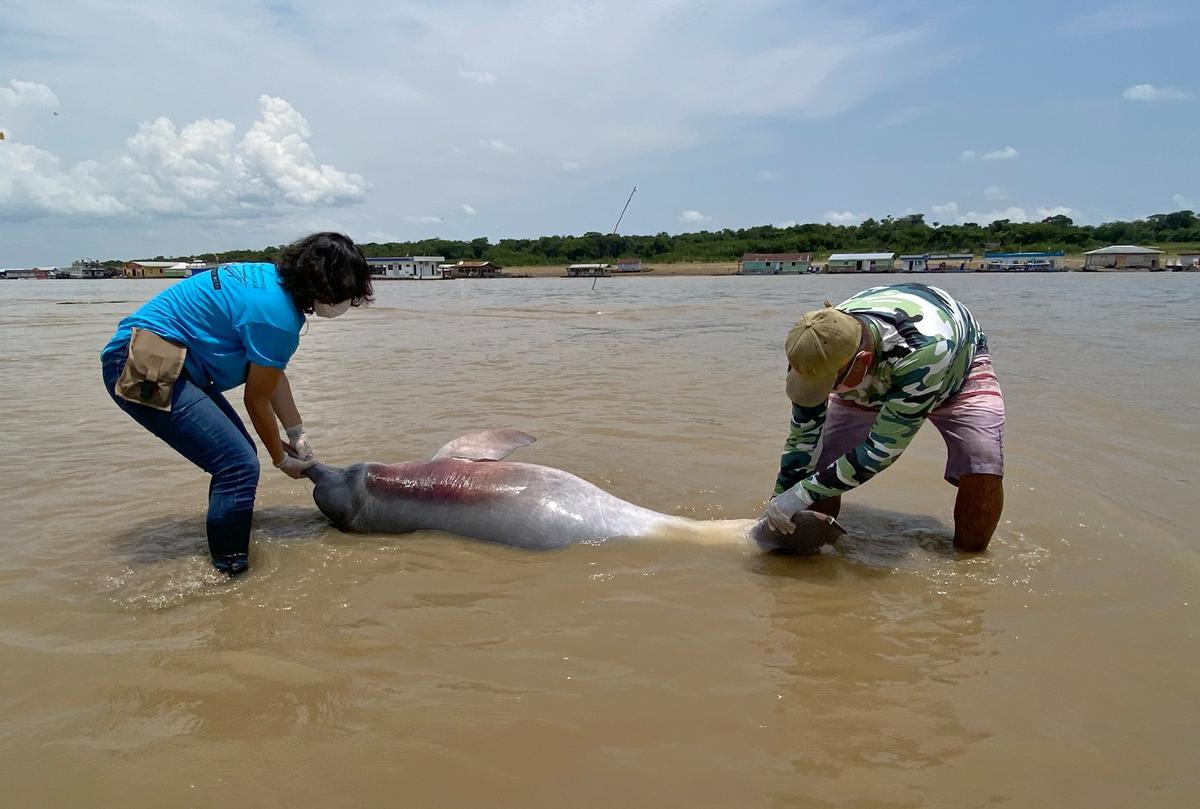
[313,299,352,318]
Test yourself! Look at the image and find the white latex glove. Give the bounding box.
[285,423,315,461]
[275,453,316,480]
[764,487,811,534]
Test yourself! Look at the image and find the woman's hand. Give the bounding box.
[275,453,316,479]
[286,424,315,461]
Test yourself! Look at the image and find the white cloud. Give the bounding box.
[0,80,59,108]
[0,94,366,221]
[353,0,942,183]
[678,209,711,224]
[0,1,949,261]
[402,215,443,225]
[478,138,514,153]
[0,142,126,217]
[461,202,477,216]
[1172,193,1191,208]
[879,105,932,128]
[756,169,775,181]
[824,210,860,224]
[984,185,1006,200]
[956,204,1074,225]
[776,219,798,228]
[1123,84,1193,101]
[931,201,959,217]
[458,68,497,84]
[1072,4,1176,32]
[956,206,1027,224]
[962,146,1018,161]
[364,230,402,243]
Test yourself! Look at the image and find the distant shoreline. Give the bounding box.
[6,258,1196,281]
[492,260,1190,278]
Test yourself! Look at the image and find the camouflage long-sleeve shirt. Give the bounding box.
[774,283,987,504]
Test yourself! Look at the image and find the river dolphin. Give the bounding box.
[304,429,845,553]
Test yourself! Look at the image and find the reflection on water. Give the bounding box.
[0,275,1197,807]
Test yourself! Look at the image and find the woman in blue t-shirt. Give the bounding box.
[100,232,374,576]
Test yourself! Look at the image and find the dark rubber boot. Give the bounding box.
[212,553,249,576]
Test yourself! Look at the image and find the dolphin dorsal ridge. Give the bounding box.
[431,429,537,461]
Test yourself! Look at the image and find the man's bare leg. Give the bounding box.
[953,474,1004,552]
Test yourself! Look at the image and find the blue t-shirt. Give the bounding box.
[102,263,304,392]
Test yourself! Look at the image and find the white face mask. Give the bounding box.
[312,299,352,319]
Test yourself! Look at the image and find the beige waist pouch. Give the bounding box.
[113,327,188,411]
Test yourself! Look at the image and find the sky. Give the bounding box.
[1,0,1198,265]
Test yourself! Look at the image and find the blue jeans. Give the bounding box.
[102,349,260,573]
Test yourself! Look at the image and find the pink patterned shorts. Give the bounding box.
[816,354,1005,485]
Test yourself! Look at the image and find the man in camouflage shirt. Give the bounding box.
[764,283,1005,551]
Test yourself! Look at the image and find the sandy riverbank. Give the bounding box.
[504,262,739,278]
[501,256,1178,277]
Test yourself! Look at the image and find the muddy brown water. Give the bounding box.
[0,274,1196,807]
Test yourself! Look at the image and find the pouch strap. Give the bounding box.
[140,354,163,401]
[145,354,163,383]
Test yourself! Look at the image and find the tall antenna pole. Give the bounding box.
[594,184,638,290]
[612,185,638,234]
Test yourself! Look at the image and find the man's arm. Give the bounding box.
[789,395,930,508]
[783,346,944,508]
[774,400,828,494]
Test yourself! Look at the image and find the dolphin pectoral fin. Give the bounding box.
[431,429,537,461]
[752,510,847,554]
[807,512,847,536]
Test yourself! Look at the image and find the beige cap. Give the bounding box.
[784,308,861,406]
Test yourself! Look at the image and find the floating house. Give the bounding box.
[981,251,1065,272]
[166,262,210,278]
[1170,252,1200,270]
[825,252,895,273]
[738,252,812,274]
[123,261,165,278]
[615,257,645,272]
[367,256,446,280]
[441,260,502,279]
[73,259,120,279]
[122,260,191,278]
[2,267,43,279]
[564,263,613,278]
[1082,245,1164,271]
[899,253,975,273]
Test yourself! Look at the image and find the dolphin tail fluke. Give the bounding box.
[432,429,537,461]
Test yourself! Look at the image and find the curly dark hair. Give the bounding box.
[277,232,374,314]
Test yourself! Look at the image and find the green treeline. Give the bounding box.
[150,210,1200,266]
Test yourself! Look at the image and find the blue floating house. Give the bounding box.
[738,252,812,274]
[982,251,1065,272]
